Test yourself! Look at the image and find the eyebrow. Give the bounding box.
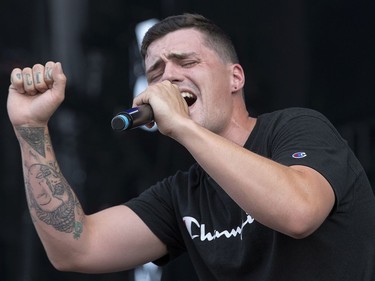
[146,52,199,75]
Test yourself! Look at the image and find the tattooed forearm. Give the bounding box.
[17,127,47,157]
[25,162,84,239]
[17,127,84,239]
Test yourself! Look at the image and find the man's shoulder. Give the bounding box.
[262,107,326,119]
[256,107,329,127]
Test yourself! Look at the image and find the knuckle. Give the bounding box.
[45,66,53,81]
[33,70,45,86]
[32,63,44,71]
[10,68,23,85]
[21,68,36,94]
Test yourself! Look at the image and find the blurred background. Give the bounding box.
[1,0,374,280]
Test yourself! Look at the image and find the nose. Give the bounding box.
[161,62,183,83]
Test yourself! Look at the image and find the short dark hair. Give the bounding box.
[141,13,239,64]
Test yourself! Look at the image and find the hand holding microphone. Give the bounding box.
[111,81,190,133]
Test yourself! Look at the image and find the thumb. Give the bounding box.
[51,62,67,93]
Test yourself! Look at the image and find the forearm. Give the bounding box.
[15,125,87,269]
[175,120,334,238]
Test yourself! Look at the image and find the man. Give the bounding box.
[7,13,375,280]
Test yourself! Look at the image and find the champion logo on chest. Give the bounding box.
[183,214,255,242]
[292,152,307,159]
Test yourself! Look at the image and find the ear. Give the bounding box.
[230,64,245,93]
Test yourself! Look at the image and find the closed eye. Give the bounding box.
[181,60,198,68]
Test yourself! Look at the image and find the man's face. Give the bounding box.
[145,28,235,134]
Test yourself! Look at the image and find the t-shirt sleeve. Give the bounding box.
[269,109,353,208]
[124,177,185,265]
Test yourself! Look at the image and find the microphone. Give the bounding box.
[111,104,154,131]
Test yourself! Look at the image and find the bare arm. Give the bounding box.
[7,62,167,273]
[175,122,335,238]
[133,80,335,239]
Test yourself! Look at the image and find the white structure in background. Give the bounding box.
[134,261,162,281]
[133,19,162,281]
[133,18,159,132]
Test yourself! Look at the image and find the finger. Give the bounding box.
[10,68,25,93]
[145,121,156,129]
[171,83,180,93]
[32,64,48,93]
[132,91,148,108]
[22,67,37,96]
[44,61,55,88]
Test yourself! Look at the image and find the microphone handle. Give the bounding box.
[111,104,154,131]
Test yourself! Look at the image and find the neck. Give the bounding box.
[222,115,257,147]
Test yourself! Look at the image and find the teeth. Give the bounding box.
[181,91,197,107]
[181,92,194,99]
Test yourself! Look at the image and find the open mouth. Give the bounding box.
[181,92,197,107]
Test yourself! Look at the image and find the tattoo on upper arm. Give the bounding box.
[25,162,84,239]
[17,127,46,157]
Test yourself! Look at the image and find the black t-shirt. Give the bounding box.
[125,108,375,281]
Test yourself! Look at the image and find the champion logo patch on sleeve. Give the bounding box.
[292,152,307,159]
